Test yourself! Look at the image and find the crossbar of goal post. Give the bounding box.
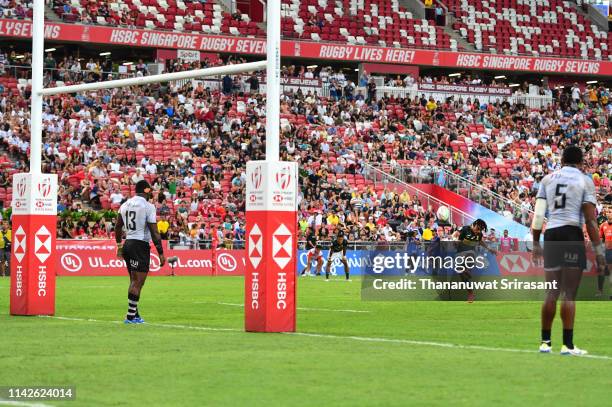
[38,61,268,97]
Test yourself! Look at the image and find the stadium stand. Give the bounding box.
[0,48,610,245]
[446,0,611,59]
[49,0,264,36]
[280,0,456,49]
[2,0,610,60]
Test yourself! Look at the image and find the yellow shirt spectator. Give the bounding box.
[424,0,433,7]
[422,228,433,241]
[299,219,309,233]
[400,191,411,204]
[327,214,340,226]
[157,219,170,235]
[0,229,10,249]
[426,100,437,111]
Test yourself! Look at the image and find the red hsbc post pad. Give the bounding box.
[245,161,298,332]
[10,173,58,316]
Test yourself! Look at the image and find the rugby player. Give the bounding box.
[325,230,350,281]
[115,180,166,324]
[532,146,606,356]
[598,206,612,295]
[452,219,498,303]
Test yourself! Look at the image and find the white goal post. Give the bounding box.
[29,0,281,171]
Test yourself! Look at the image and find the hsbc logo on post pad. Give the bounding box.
[12,174,29,214]
[32,175,57,215]
[246,163,265,211]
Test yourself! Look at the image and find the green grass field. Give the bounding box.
[1,275,611,407]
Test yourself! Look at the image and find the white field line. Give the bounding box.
[38,316,612,361]
[0,400,54,407]
[199,301,371,313]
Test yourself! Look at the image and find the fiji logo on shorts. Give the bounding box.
[130,259,139,268]
[564,252,578,263]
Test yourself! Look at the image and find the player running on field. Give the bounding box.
[452,219,498,303]
[532,146,606,356]
[598,205,612,295]
[325,230,350,281]
[115,180,166,324]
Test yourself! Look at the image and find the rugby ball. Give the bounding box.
[436,205,450,222]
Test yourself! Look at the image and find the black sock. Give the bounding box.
[127,292,140,320]
[541,329,551,344]
[345,271,350,280]
[598,275,605,291]
[563,329,574,349]
[325,270,330,279]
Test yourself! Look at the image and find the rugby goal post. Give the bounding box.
[11,0,299,332]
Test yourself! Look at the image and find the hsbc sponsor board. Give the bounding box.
[1,19,611,76]
[10,173,58,315]
[246,161,298,212]
[12,173,58,215]
[245,160,297,332]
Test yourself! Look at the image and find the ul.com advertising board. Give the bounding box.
[245,161,298,332]
[10,173,58,316]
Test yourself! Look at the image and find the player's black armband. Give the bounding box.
[154,240,164,256]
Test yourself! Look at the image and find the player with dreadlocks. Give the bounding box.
[452,219,498,302]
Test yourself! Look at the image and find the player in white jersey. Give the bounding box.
[532,146,606,356]
[115,180,166,324]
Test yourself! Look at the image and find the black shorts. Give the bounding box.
[543,226,586,271]
[123,239,151,273]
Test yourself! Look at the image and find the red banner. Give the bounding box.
[2,18,611,76]
[55,240,247,276]
[10,173,58,316]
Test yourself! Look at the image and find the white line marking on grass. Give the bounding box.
[199,302,371,313]
[39,316,612,361]
[0,400,54,407]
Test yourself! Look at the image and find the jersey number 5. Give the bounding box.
[554,184,567,209]
[126,211,137,231]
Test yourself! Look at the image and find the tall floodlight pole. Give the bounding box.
[30,0,44,175]
[265,0,281,162]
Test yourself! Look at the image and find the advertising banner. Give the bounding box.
[1,19,611,76]
[55,241,248,276]
[10,173,58,316]
[245,161,298,332]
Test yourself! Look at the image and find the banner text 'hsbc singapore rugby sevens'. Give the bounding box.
[0,19,608,76]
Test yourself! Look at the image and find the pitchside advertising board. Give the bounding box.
[245,161,298,332]
[10,173,58,316]
[56,241,246,276]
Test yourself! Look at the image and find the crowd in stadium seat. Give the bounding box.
[446,0,611,59]
[281,0,456,49]
[49,0,264,36]
[3,0,612,60]
[0,50,610,245]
